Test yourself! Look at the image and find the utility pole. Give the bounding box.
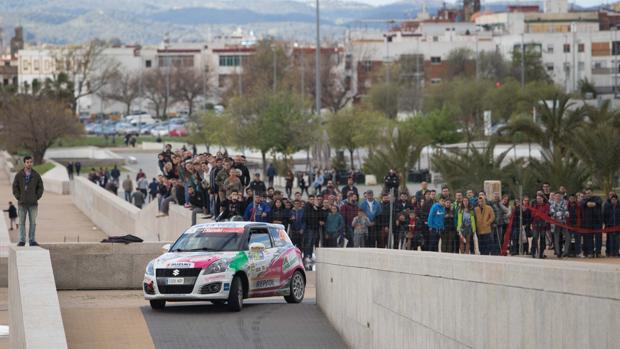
[272,46,277,93]
[475,31,480,80]
[315,0,321,116]
[520,33,525,89]
[615,26,618,98]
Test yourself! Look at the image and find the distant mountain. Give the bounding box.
[0,0,470,44]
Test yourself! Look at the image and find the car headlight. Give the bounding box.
[203,260,228,275]
[146,261,155,276]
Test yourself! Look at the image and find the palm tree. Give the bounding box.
[503,92,585,156]
[365,120,429,193]
[432,140,512,192]
[571,101,620,193]
[527,147,590,194]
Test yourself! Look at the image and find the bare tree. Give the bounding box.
[101,70,140,115]
[0,96,82,164]
[142,68,173,119]
[171,67,207,119]
[57,40,120,113]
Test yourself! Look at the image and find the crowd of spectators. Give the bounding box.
[85,143,620,261]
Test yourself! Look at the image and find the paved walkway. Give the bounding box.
[0,169,106,243]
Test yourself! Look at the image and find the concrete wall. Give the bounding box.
[9,246,67,349]
[71,176,141,238]
[316,249,620,349]
[41,160,70,195]
[71,176,192,241]
[44,242,168,290]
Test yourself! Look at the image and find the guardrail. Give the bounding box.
[316,248,620,349]
[9,246,67,349]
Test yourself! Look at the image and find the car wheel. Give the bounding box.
[150,300,166,310]
[227,276,243,312]
[284,270,305,304]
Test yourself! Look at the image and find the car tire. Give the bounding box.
[227,276,243,312]
[150,300,166,310]
[284,270,305,304]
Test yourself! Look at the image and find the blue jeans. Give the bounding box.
[18,205,38,243]
[571,231,582,256]
[303,229,316,259]
[124,191,131,202]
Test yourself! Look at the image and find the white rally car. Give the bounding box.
[143,222,306,311]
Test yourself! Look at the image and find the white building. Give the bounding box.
[17,31,258,116]
[345,4,620,97]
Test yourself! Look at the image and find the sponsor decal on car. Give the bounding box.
[167,262,194,268]
[281,253,298,273]
[223,283,230,291]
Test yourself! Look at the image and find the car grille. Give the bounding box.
[156,268,202,277]
[157,284,195,294]
[199,282,222,294]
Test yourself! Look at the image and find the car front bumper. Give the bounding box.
[143,272,234,301]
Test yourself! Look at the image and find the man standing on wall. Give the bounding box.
[12,156,44,246]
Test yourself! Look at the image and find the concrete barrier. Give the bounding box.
[9,246,67,349]
[71,176,141,237]
[44,242,168,290]
[0,200,10,286]
[71,176,193,241]
[41,160,70,195]
[316,248,620,349]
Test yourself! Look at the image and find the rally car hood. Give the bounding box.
[153,251,242,269]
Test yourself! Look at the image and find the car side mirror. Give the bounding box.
[249,242,266,253]
[162,243,171,253]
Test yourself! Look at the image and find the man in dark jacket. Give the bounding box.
[188,185,204,225]
[233,155,251,187]
[303,195,323,262]
[340,177,358,200]
[249,173,267,195]
[12,156,44,246]
[384,169,400,198]
[3,202,18,230]
[582,188,603,257]
[603,194,620,257]
[340,193,359,247]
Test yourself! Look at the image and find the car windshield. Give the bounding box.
[170,231,244,252]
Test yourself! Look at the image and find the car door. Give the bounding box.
[246,228,278,292]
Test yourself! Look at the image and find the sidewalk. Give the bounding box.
[0,168,106,243]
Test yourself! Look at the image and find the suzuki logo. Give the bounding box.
[172,269,180,276]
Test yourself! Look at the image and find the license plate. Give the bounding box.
[167,278,184,285]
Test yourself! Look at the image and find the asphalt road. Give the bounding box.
[141,298,347,349]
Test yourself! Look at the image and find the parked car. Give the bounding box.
[169,126,188,137]
[143,222,306,311]
[150,123,170,137]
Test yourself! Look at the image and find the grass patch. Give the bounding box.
[53,135,190,148]
[33,162,55,175]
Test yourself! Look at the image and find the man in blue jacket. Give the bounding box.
[243,194,271,222]
[359,190,382,247]
[427,196,446,252]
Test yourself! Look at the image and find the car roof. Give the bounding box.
[188,221,285,231]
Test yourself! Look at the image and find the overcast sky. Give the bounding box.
[357,0,606,7]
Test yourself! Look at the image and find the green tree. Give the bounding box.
[326,108,360,170]
[414,110,462,144]
[432,141,512,192]
[571,101,620,192]
[478,50,511,82]
[364,118,430,192]
[503,92,584,155]
[445,47,474,79]
[526,148,590,194]
[366,82,399,119]
[511,45,551,84]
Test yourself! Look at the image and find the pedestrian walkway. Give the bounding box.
[0,169,106,243]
